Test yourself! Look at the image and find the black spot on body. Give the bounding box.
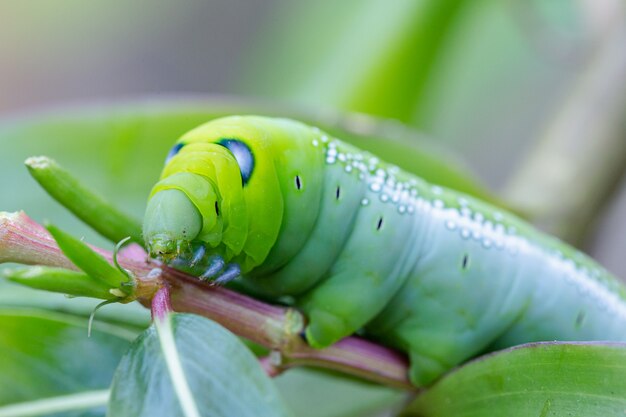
[335,186,341,200]
[376,217,383,231]
[295,175,302,190]
[217,139,254,186]
[462,254,469,270]
[576,311,586,328]
[215,201,220,216]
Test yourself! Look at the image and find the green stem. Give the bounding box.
[25,156,143,244]
[0,211,158,300]
[3,266,114,300]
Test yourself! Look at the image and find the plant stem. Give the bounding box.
[503,16,626,245]
[0,211,159,301]
[0,211,414,390]
[151,285,173,322]
[25,156,143,244]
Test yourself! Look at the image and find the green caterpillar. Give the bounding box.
[143,115,626,386]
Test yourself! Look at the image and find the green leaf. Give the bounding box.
[45,224,131,295]
[401,342,626,417]
[0,281,150,330]
[108,313,293,417]
[25,156,143,245]
[2,266,116,300]
[274,369,406,417]
[0,280,400,417]
[0,390,109,417]
[0,308,134,415]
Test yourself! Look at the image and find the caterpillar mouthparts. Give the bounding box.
[146,234,187,261]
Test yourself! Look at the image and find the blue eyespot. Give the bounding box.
[217,139,254,186]
[165,143,185,164]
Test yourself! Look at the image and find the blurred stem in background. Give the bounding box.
[320,0,467,123]
[241,0,626,247]
[239,0,470,123]
[504,2,626,245]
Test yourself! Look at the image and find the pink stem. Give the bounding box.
[151,284,173,322]
[0,211,414,390]
[285,337,411,388]
[258,354,284,378]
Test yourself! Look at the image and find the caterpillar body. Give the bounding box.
[143,115,626,386]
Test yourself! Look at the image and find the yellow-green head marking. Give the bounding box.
[142,116,307,282]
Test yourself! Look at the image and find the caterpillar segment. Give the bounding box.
[143,115,626,386]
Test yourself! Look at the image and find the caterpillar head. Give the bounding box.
[142,116,286,278]
[144,134,237,280]
[143,187,206,261]
[143,169,240,283]
[144,142,229,261]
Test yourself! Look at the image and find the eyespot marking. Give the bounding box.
[295,175,302,190]
[376,217,383,231]
[165,142,184,164]
[217,139,254,186]
[335,186,341,200]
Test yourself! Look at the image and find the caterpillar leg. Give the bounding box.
[214,263,241,284]
[168,242,208,274]
[189,243,207,267]
[166,242,239,284]
[199,256,226,280]
[166,240,241,284]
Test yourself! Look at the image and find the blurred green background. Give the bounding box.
[1,0,624,276]
[1,1,625,416]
